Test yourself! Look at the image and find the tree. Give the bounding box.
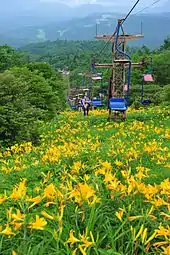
[0,66,66,146]
[26,62,58,79]
[0,45,25,72]
[153,51,170,85]
[159,37,170,51]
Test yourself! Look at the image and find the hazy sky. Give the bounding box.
[45,0,168,8]
[41,0,169,14]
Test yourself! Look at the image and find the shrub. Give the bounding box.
[0,67,66,146]
[131,97,141,109]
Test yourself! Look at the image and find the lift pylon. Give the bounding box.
[94,18,145,120]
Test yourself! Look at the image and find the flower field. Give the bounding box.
[0,106,170,255]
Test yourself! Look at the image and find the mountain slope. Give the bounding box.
[3,13,169,48]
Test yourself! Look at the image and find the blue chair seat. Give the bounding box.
[109,98,127,111]
[141,100,152,105]
[71,106,76,110]
[92,99,103,107]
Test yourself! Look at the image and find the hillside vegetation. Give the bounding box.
[0,45,67,146]
[0,107,170,254]
[22,38,170,105]
[0,37,170,146]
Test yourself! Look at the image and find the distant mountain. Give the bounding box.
[1,0,170,29]
[0,0,170,47]
[1,12,169,49]
[0,1,117,27]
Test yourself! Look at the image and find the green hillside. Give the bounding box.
[0,107,170,254]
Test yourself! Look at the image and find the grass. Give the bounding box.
[0,106,170,255]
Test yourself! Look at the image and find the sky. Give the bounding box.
[44,0,169,10]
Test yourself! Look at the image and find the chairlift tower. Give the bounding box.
[94,18,145,120]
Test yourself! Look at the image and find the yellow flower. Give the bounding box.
[155,225,170,238]
[34,187,41,192]
[10,179,27,200]
[27,195,42,210]
[101,161,112,171]
[115,159,123,167]
[104,173,115,184]
[79,233,94,248]
[11,221,23,231]
[162,245,170,255]
[84,175,90,181]
[29,215,47,230]
[78,245,87,255]
[12,251,17,255]
[154,241,169,247]
[72,248,78,255]
[66,230,80,245]
[41,211,54,220]
[44,184,56,200]
[27,195,41,203]
[151,197,168,207]
[115,208,125,222]
[71,161,84,174]
[45,202,56,207]
[0,194,7,205]
[42,146,61,163]
[69,183,99,206]
[0,225,15,237]
[11,209,25,221]
[160,179,170,195]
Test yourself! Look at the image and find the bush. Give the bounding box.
[130,84,164,106]
[26,62,67,112]
[162,84,170,103]
[0,67,66,146]
[131,97,141,109]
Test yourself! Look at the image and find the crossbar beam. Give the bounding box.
[95,34,144,41]
[95,62,144,68]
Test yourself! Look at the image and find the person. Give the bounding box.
[78,99,82,112]
[122,110,126,120]
[82,95,91,116]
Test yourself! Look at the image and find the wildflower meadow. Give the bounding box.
[0,106,170,255]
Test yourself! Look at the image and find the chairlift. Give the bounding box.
[141,73,154,105]
[92,98,104,109]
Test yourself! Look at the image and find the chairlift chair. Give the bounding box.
[92,98,104,109]
[141,73,154,105]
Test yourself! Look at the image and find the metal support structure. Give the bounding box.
[95,34,144,41]
[94,18,144,120]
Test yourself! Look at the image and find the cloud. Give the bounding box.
[42,0,169,11]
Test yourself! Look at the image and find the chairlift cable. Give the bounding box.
[96,0,140,57]
[131,0,165,16]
